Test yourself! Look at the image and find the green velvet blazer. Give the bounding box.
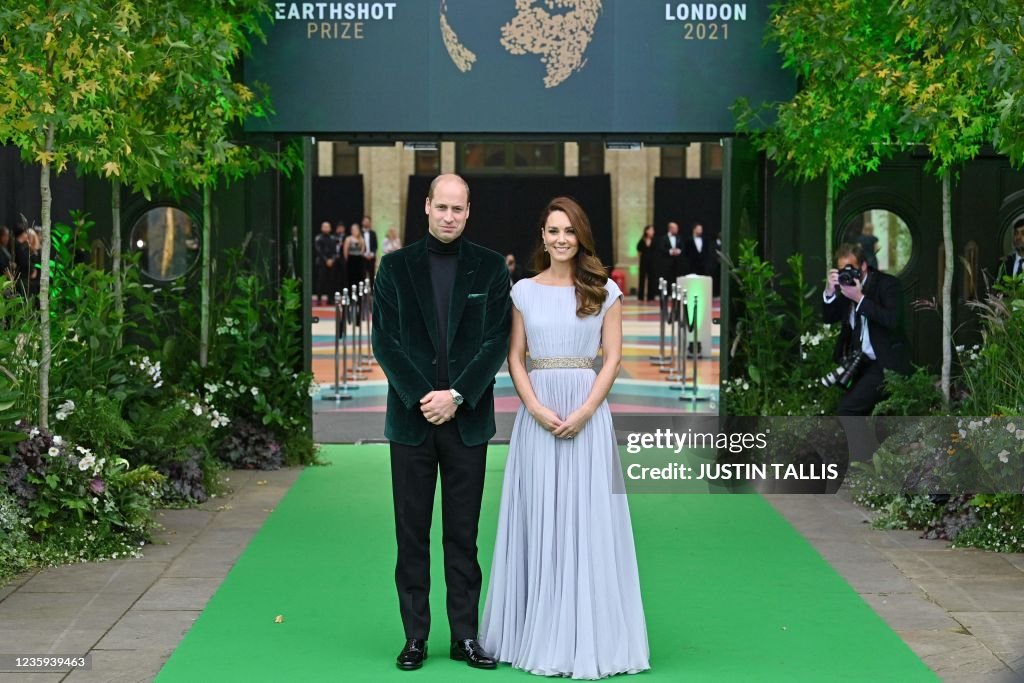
[372,237,511,447]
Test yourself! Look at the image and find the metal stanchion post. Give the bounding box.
[354,281,371,372]
[680,293,711,404]
[668,288,687,389]
[660,282,677,374]
[321,291,352,401]
[347,287,368,382]
[651,278,671,365]
[665,285,684,382]
[363,277,376,364]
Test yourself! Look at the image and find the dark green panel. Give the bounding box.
[246,1,793,134]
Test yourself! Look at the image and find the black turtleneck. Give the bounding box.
[427,232,461,389]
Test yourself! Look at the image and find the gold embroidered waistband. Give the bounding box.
[530,357,594,370]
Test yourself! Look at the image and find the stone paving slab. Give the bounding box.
[765,492,1024,682]
[0,465,301,683]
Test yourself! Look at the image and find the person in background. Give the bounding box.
[344,223,366,291]
[635,224,657,301]
[656,221,683,286]
[683,222,713,277]
[26,228,41,297]
[505,253,525,287]
[313,221,336,306]
[362,215,379,289]
[382,227,402,255]
[856,223,880,270]
[999,217,1024,278]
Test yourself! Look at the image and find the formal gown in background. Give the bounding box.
[481,278,650,680]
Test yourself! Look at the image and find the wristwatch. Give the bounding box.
[449,388,464,406]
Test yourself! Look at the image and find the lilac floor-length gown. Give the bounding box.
[480,278,650,679]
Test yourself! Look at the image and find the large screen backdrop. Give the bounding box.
[247,2,792,134]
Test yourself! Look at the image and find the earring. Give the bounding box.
[543,244,548,252]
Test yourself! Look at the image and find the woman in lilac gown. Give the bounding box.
[480,197,650,679]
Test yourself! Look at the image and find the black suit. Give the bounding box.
[656,233,684,284]
[1001,252,1024,279]
[823,269,910,415]
[362,228,379,288]
[373,236,511,641]
[682,236,713,276]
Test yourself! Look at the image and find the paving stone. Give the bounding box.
[827,559,921,594]
[860,592,963,631]
[93,610,199,650]
[17,561,164,595]
[163,551,240,579]
[133,578,221,611]
[63,648,173,683]
[0,571,38,603]
[882,529,955,551]
[951,612,1024,673]
[133,541,185,564]
[0,591,137,630]
[0,674,65,682]
[914,577,1024,613]
[0,628,104,659]
[1003,554,1024,574]
[900,629,1013,678]
[881,550,1022,579]
[189,526,260,547]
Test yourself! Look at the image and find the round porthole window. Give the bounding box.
[130,206,199,281]
[841,209,913,275]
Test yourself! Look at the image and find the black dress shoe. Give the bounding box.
[450,639,497,669]
[396,639,427,670]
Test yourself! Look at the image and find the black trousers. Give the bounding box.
[837,360,886,416]
[637,261,657,300]
[390,420,487,640]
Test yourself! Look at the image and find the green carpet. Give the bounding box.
[155,445,938,682]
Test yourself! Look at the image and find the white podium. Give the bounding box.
[676,274,713,358]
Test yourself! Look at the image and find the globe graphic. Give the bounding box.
[439,0,602,88]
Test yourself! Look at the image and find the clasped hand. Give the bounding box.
[420,390,457,425]
[530,404,592,440]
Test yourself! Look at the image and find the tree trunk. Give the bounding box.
[200,184,211,367]
[825,170,835,269]
[38,123,55,430]
[112,176,123,349]
[941,170,953,404]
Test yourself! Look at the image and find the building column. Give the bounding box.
[605,146,660,292]
[359,143,415,243]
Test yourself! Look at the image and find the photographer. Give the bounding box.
[823,243,910,415]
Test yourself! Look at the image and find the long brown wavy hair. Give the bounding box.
[530,196,608,317]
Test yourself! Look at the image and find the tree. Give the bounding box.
[735,0,902,269]
[146,0,297,367]
[0,2,147,428]
[884,0,1002,403]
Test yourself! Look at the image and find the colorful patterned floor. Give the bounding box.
[312,298,720,416]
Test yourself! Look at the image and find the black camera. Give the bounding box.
[821,350,867,389]
[836,264,862,288]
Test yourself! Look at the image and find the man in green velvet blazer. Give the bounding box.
[372,174,511,671]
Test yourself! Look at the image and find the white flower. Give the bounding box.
[955,345,965,353]
[78,455,96,471]
[998,450,1010,464]
[48,447,60,457]
[1008,423,1017,433]
[91,497,98,505]
[55,412,66,421]
[250,387,259,397]
[76,445,92,456]
[742,382,750,391]
[29,427,39,437]
[192,404,203,416]
[53,435,62,445]
[1017,430,1024,441]
[958,429,967,439]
